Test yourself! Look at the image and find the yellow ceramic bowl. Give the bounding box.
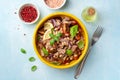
[33,12,89,69]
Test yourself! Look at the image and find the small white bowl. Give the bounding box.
[43,0,66,10]
[18,3,40,24]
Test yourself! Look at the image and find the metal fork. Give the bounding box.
[74,26,103,79]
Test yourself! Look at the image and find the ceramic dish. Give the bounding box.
[33,12,89,69]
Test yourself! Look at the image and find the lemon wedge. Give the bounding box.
[44,22,54,30]
[43,29,52,40]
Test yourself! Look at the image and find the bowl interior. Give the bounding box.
[33,12,89,69]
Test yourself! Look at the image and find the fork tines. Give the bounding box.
[93,26,103,38]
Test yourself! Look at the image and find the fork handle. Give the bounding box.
[74,47,92,79]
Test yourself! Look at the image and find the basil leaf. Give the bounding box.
[54,37,59,41]
[31,65,37,72]
[51,62,61,65]
[29,57,36,62]
[66,49,73,56]
[42,47,49,56]
[49,32,62,45]
[77,40,84,49]
[50,39,55,46]
[55,33,62,41]
[49,33,55,38]
[20,48,26,54]
[56,33,62,37]
[37,36,40,40]
[70,25,78,39]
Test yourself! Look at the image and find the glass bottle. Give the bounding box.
[82,7,97,22]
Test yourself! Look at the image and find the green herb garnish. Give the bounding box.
[66,49,73,56]
[51,62,61,65]
[37,36,40,40]
[70,25,78,39]
[31,65,37,72]
[20,48,26,54]
[49,33,55,38]
[54,37,59,41]
[29,57,36,62]
[77,40,84,49]
[49,32,62,46]
[56,33,62,38]
[42,47,49,56]
[50,39,55,45]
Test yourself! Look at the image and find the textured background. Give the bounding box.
[0,0,120,80]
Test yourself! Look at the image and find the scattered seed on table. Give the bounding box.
[14,12,17,14]
[24,33,26,36]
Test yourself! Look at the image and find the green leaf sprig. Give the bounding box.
[49,32,62,46]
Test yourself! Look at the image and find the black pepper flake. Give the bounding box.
[24,34,26,36]
[17,28,20,30]
[14,12,17,14]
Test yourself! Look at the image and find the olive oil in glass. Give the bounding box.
[82,7,97,22]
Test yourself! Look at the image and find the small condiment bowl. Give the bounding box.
[18,3,40,24]
[43,0,66,10]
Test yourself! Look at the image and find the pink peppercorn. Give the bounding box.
[20,6,37,22]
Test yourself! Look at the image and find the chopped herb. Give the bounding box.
[42,47,49,56]
[66,49,73,56]
[70,25,78,39]
[49,32,62,46]
[50,39,55,46]
[31,65,37,72]
[49,33,55,38]
[29,57,36,62]
[51,62,61,65]
[37,36,40,40]
[20,48,26,54]
[56,33,62,38]
[77,40,84,49]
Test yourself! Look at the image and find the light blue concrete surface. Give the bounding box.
[0,0,120,80]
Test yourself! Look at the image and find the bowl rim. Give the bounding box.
[43,0,66,10]
[33,12,89,69]
[18,3,40,24]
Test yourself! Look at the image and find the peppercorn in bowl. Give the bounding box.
[18,3,40,24]
[33,12,89,69]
